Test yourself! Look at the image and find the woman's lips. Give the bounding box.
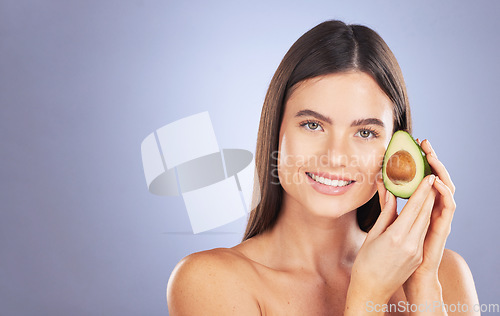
[305,172,356,196]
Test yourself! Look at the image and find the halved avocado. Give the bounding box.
[382,131,432,199]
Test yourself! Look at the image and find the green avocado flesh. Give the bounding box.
[382,131,432,199]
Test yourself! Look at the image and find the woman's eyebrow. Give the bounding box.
[351,118,385,128]
[294,109,332,124]
[294,109,385,128]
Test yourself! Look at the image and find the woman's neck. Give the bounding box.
[260,193,368,278]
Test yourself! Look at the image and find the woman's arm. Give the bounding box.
[167,250,261,315]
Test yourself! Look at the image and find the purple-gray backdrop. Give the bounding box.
[1,1,499,315]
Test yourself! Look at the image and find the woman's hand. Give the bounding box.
[402,139,457,299]
[347,172,437,307]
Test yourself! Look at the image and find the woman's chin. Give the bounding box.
[303,200,356,219]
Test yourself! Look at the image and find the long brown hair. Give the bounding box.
[243,20,411,241]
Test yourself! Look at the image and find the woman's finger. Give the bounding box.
[421,139,456,194]
[426,154,456,195]
[421,139,437,158]
[376,177,387,209]
[414,177,456,266]
[390,174,435,235]
[409,186,437,245]
[432,176,456,233]
[368,180,398,239]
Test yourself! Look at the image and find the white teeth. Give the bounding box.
[308,173,352,187]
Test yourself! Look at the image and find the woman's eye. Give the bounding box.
[307,122,319,131]
[356,129,378,139]
[303,121,323,131]
[360,130,371,138]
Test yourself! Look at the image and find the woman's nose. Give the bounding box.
[323,135,351,168]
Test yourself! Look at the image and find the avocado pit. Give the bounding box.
[386,150,416,185]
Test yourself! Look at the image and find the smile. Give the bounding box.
[306,172,354,187]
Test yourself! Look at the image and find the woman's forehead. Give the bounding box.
[284,72,394,124]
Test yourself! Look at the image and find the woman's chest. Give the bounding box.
[252,268,347,315]
[253,269,409,316]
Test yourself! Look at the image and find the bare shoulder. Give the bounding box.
[167,247,261,316]
[438,248,480,311]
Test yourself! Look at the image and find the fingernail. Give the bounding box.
[428,174,436,185]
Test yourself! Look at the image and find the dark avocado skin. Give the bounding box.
[382,131,432,199]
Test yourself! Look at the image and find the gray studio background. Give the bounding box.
[1,1,499,315]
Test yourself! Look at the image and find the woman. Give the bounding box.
[167,20,479,315]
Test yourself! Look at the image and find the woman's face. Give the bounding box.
[277,71,395,219]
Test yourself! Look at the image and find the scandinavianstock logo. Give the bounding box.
[141,111,261,234]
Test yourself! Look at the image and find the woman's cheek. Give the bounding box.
[278,132,300,187]
[278,131,318,185]
[356,145,385,186]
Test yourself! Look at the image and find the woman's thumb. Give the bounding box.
[376,177,387,209]
[367,180,398,239]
